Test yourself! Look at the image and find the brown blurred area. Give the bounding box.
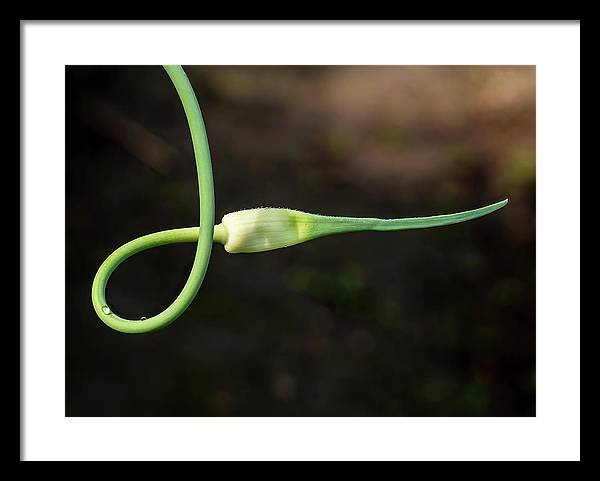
[66,66,535,416]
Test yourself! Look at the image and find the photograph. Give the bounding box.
[66,64,536,417]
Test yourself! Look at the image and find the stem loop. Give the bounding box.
[91,66,215,334]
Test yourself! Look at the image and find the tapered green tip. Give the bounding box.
[492,198,509,211]
[491,198,508,209]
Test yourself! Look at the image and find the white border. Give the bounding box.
[22,21,580,461]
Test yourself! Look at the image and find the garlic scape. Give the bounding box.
[91,65,509,334]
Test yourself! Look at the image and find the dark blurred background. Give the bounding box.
[66,66,535,416]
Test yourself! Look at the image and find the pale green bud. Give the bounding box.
[213,208,322,254]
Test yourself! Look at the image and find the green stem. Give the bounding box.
[91,66,215,334]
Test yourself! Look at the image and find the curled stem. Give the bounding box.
[91,66,215,334]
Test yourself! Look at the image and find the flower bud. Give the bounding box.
[214,208,321,254]
[213,199,508,254]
